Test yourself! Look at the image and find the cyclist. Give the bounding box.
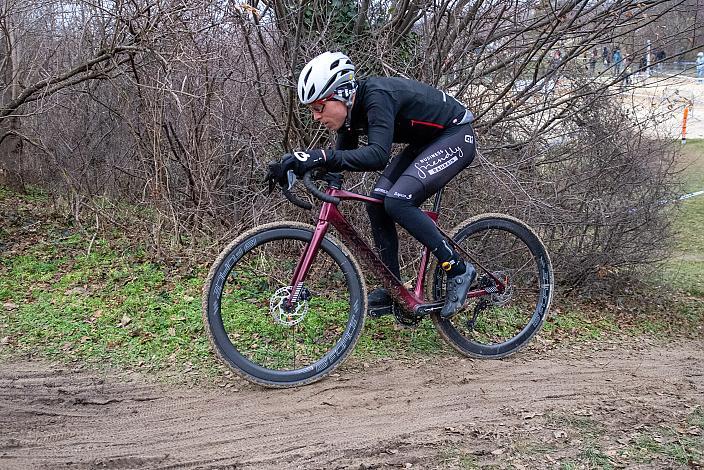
[266,51,477,318]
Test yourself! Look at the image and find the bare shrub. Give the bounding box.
[0,0,700,287]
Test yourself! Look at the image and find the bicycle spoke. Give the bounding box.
[431,215,553,359]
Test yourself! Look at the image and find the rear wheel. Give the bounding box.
[428,214,553,359]
[202,222,366,387]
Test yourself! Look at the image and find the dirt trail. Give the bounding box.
[1,340,702,469]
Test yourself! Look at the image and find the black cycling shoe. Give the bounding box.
[368,288,394,318]
[440,263,477,318]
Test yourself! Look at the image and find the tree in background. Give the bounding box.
[0,0,702,285]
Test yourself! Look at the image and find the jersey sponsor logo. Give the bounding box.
[415,146,464,179]
[293,151,311,162]
[392,191,413,200]
[374,187,389,195]
[464,134,474,143]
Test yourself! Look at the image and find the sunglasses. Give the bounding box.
[309,94,335,113]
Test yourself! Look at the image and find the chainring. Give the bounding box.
[393,305,423,327]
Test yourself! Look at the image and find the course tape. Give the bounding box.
[678,190,704,201]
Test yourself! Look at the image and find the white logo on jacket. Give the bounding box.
[294,151,311,161]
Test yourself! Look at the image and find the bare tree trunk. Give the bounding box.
[0,1,24,192]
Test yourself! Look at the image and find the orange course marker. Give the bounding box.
[682,105,689,145]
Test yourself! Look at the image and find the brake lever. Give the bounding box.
[286,170,297,190]
[280,171,312,210]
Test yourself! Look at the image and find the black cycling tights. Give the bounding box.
[366,123,476,279]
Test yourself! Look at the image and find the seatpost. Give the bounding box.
[432,188,444,213]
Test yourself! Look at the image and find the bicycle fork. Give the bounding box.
[285,217,330,309]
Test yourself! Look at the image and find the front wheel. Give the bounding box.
[202,222,366,387]
[428,213,553,359]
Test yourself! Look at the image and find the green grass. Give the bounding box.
[662,138,704,297]
[1,136,703,381]
[679,139,704,193]
[625,423,704,466]
[0,231,213,375]
[437,448,480,469]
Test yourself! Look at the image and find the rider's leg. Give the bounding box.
[366,190,401,281]
[384,123,477,317]
[365,148,421,315]
[365,195,400,315]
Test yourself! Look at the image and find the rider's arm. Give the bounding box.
[322,91,395,172]
[336,129,359,151]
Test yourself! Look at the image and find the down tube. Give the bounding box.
[327,206,422,309]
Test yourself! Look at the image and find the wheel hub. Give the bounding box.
[270,286,308,326]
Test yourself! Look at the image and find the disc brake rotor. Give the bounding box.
[476,271,513,306]
[269,286,308,326]
[489,271,513,306]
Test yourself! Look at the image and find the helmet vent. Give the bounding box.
[303,67,312,84]
[330,59,340,69]
[306,84,316,101]
[321,74,339,97]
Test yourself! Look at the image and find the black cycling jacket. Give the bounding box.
[323,77,469,172]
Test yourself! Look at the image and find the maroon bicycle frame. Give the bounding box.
[286,187,503,313]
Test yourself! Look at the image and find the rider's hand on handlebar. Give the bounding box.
[265,150,326,193]
[264,161,289,194]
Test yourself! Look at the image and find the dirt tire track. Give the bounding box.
[1,340,702,469]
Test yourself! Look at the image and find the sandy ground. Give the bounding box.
[628,74,704,139]
[1,339,702,469]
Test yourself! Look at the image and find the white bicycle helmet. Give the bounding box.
[298,51,356,105]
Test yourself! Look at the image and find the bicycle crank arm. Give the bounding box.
[413,301,444,315]
[414,287,498,316]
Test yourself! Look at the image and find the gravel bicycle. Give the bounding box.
[202,171,553,388]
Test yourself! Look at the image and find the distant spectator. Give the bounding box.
[547,49,561,75]
[612,47,623,75]
[655,49,666,71]
[639,54,648,75]
[589,49,598,75]
[602,46,610,66]
[697,52,704,84]
[621,54,633,88]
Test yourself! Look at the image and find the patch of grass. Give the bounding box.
[664,197,704,297]
[548,413,606,440]
[577,446,614,469]
[689,406,704,429]
[0,227,216,377]
[663,139,704,296]
[355,316,446,358]
[619,411,704,466]
[437,447,480,469]
[627,428,703,466]
[542,308,620,342]
[546,413,616,469]
[679,139,704,193]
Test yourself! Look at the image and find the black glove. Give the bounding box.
[264,150,327,194]
[283,150,327,177]
[264,161,288,194]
